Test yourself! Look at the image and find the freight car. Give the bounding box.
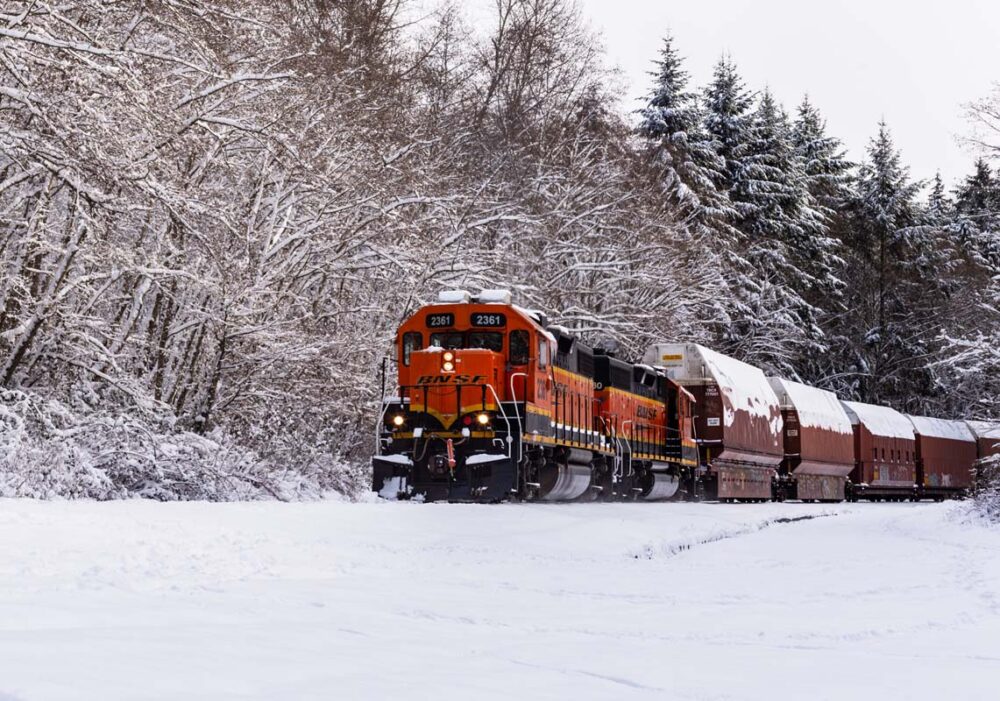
[842,401,917,501]
[768,377,854,502]
[908,416,977,499]
[641,343,783,501]
[967,421,1000,461]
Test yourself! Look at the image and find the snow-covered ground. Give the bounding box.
[0,500,997,700]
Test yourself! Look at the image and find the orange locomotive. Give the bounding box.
[372,290,698,502]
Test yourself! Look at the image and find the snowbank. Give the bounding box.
[0,500,997,701]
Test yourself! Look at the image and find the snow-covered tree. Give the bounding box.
[792,96,854,215]
[637,34,735,234]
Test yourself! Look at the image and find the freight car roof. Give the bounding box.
[908,415,976,442]
[967,420,1000,439]
[646,343,781,429]
[841,401,914,440]
[768,377,853,436]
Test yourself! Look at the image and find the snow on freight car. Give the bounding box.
[643,343,782,501]
[767,378,853,502]
[967,421,1000,460]
[841,401,917,500]
[907,416,977,498]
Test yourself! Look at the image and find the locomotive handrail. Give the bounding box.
[509,372,528,477]
[485,383,515,465]
[620,420,634,479]
[375,385,403,456]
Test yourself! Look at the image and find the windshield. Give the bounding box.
[429,332,503,352]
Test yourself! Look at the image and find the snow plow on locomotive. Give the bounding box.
[373,290,994,504]
[372,290,698,502]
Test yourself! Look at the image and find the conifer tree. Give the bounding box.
[702,56,755,194]
[838,122,926,403]
[792,96,853,216]
[637,34,735,233]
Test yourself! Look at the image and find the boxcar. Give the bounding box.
[841,401,917,500]
[644,343,783,501]
[907,415,976,499]
[967,421,1000,460]
[768,378,854,502]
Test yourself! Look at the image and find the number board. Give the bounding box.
[471,312,506,327]
[426,313,455,328]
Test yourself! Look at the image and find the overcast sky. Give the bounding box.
[577,0,999,187]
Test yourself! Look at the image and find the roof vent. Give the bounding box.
[478,289,512,305]
[437,290,471,304]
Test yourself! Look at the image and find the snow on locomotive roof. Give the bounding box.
[477,289,512,304]
[437,289,471,303]
[768,377,853,436]
[967,420,1000,439]
[841,401,914,440]
[644,343,779,424]
[908,415,975,442]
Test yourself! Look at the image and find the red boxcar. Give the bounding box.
[908,416,977,498]
[841,401,916,500]
[768,378,854,502]
[967,421,1000,460]
[644,343,782,500]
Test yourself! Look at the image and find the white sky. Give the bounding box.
[576,0,999,187]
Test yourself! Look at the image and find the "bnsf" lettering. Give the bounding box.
[416,375,486,385]
[636,406,658,420]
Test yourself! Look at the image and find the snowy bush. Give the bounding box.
[0,387,355,501]
[972,457,1000,523]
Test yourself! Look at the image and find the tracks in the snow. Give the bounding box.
[633,511,843,560]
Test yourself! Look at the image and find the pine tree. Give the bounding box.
[955,158,998,216]
[702,56,755,194]
[637,34,736,232]
[839,122,926,404]
[792,96,853,216]
[927,172,952,221]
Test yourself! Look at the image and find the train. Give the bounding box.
[372,290,999,503]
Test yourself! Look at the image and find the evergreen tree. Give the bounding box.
[927,172,952,221]
[702,56,755,194]
[792,96,853,216]
[636,34,736,232]
[955,158,998,216]
[838,122,927,404]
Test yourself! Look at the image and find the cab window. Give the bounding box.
[430,332,463,349]
[467,332,503,352]
[538,338,549,369]
[402,332,422,366]
[510,330,529,365]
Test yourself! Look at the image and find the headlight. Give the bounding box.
[442,361,455,372]
[476,412,490,426]
[392,414,405,427]
[443,351,454,362]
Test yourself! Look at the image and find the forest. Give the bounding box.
[1,0,999,499]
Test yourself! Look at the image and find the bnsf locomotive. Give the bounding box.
[372,290,999,503]
[372,290,697,502]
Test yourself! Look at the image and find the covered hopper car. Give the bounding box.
[768,377,855,502]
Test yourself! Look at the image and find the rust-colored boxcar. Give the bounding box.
[644,343,782,500]
[841,401,916,500]
[768,378,853,502]
[908,416,976,497]
[967,421,1000,460]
